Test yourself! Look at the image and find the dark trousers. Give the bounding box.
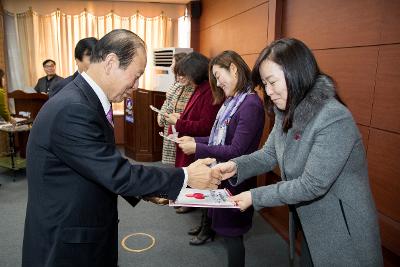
[223,235,245,267]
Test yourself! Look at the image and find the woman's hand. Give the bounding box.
[212,161,237,180]
[229,191,253,211]
[9,117,17,126]
[177,136,195,143]
[178,141,196,155]
[164,113,181,125]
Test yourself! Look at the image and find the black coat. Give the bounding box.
[48,71,79,98]
[22,74,184,267]
[34,74,64,93]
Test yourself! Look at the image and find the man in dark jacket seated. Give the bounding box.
[34,59,63,93]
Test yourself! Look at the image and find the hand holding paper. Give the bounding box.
[177,136,194,143]
[228,191,253,211]
[164,113,180,125]
[178,140,196,155]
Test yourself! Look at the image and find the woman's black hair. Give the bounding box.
[252,38,343,132]
[175,52,209,86]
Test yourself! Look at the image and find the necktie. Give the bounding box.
[106,106,114,127]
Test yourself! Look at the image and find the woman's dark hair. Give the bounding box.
[209,50,253,104]
[91,29,146,70]
[0,69,5,88]
[172,52,187,77]
[252,38,341,132]
[75,37,98,61]
[175,52,209,86]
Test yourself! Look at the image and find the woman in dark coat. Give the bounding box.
[178,51,265,267]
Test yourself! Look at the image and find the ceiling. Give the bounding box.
[86,0,192,4]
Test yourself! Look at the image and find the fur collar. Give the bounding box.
[276,75,337,133]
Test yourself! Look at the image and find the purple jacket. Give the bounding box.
[195,93,265,237]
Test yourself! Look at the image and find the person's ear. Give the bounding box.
[104,53,119,75]
[229,63,238,78]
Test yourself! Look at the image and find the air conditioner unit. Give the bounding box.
[153,47,193,92]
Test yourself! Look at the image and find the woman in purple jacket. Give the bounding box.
[178,50,265,267]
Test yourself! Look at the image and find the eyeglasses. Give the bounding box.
[44,64,55,69]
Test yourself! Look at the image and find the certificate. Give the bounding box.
[159,132,179,143]
[169,188,239,209]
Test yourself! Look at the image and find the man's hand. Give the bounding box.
[229,191,252,211]
[178,141,196,155]
[212,161,237,180]
[187,158,222,190]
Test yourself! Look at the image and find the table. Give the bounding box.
[0,123,31,180]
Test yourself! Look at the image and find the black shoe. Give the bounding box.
[189,230,215,246]
[175,206,195,214]
[188,225,202,236]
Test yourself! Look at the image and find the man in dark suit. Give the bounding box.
[49,37,98,98]
[34,59,64,93]
[22,29,221,267]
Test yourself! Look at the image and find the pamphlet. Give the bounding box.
[169,188,239,209]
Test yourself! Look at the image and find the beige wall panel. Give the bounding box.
[200,0,267,30]
[371,44,400,133]
[368,129,400,222]
[200,3,268,58]
[314,47,378,126]
[282,0,382,49]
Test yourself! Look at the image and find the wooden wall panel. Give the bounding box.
[199,3,269,58]
[381,0,400,44]
[200,0,267,31]
[379,214,400,257]
[282,0,382,49]
[368,129,400,222]
[371,44,400,133]
[241,54,259,69]
[114,115,124,145]
[314,47,378,126]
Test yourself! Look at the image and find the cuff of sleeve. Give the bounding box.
[194,143,207,160]
[182,167,188,189]
[250,188,263,211]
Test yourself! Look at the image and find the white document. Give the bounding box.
[169,188,239,209]
[159,132,179,143]
[149,105,163,115]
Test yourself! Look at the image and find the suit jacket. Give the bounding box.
[174,80,221,167]
[34,74,64,93]
[195,93,265,236]
[231,76,382,266]
[49,71,79,98]
[22,74,185,267]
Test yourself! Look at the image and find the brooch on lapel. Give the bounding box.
[294,133,301,141]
